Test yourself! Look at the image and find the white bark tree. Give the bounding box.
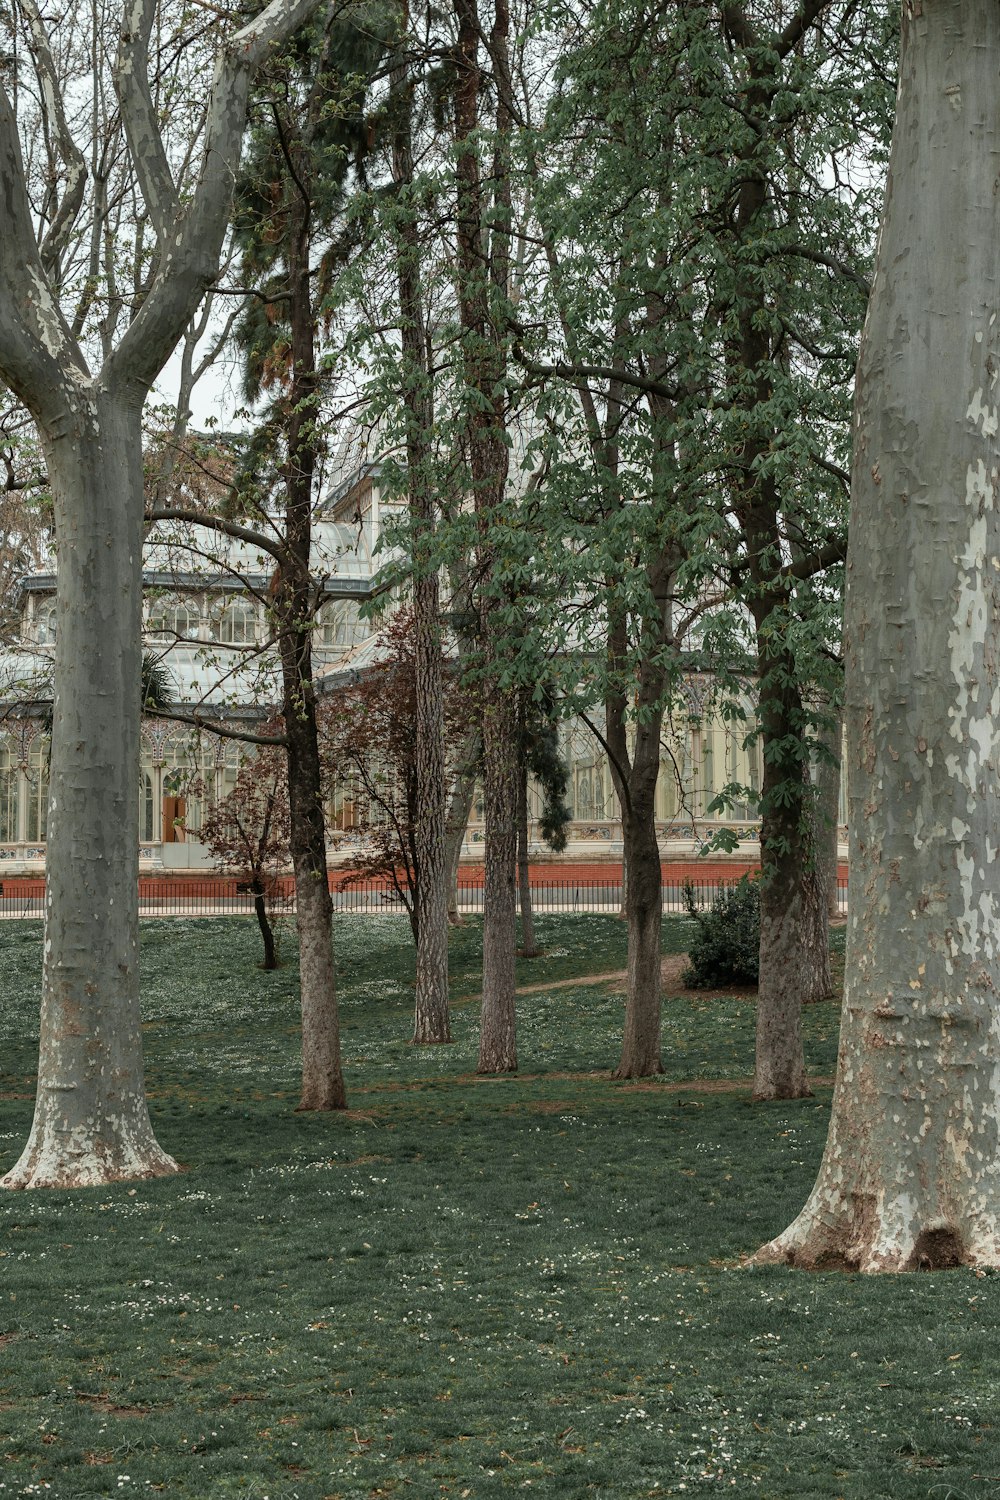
[0,0,322,1189]
[756,0,1000,1271]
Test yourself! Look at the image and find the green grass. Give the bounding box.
[0,914,994,1499]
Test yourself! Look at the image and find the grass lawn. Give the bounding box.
[0,912,995,1499]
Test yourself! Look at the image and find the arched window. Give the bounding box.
[25,740,48,842]
[140,769,154,842]
[35,602,57,645]
[148,598,199,641]
[318,600,363,654]
[212,599,257,645]
[0,743,16,841]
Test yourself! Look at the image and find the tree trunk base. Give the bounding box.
[612,1058,665,1080]
[412,1020,453,1044]
[751,1078,814,1102]
[753,1203,1000,1273]
[2,1125,178,1190]
[296,1086,348,1113]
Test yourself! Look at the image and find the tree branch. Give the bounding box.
[774,535,846,584]
[106,0,323,397]
[0,81,83,420]
[776,0,835,60]
[773,243,872,297]
[20,0,88,281]
[149,705,287,746]
[146,505,287,565]
[116,0,180,243]
[514,345,680,403]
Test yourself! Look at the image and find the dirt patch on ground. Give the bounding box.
[456,954,765,1008]
[604,952,760,1003]
[619,1074,835,1094]
[514,970,627,996]
[504,1098,580,1114]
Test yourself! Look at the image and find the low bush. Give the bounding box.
[682,873,760,987]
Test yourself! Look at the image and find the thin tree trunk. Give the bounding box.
[516,757,538,958]
[411,568,452,1042]
[614,798,664,1078]
[278,215,345,1112]
[478,685,518,1071]
[392,53,451,1045]
[252,879,278,970]
[454,0,517,1072]
[752,658,820,1099]
[284,701,345,1110]
[754,804,822,1099]
[3,400,177,1188]
[758,1,1000,1269]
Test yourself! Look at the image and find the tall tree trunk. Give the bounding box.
[283,693,344,1110]
[516,757,538,958]
[478,686,518,1071]
[0,0,324,1188]
[411,565,451,1043]
[3,400,177,1188]
[752,654,821,1098]
[606,611,669,1078]
[758,1,1000,1270]
[614,796,664,1078]
[392,52,451,1045]
[454,0,517,1072]
[278,218,345,1112]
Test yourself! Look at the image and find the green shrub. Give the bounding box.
[682,874,760,988]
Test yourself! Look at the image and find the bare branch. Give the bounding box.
[149,705,287,746]
[107,0,324,395]
[146,505,287,565]
[116,0,181,242]
[514,345,680,403]
[0,81,82,419]
[19,0,88,281]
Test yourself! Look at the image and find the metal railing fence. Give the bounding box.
[0,872,849,919]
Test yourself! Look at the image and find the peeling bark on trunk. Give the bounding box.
[3,400,176,1188]
[757,2,1000,1270]
[516,759,538,958]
